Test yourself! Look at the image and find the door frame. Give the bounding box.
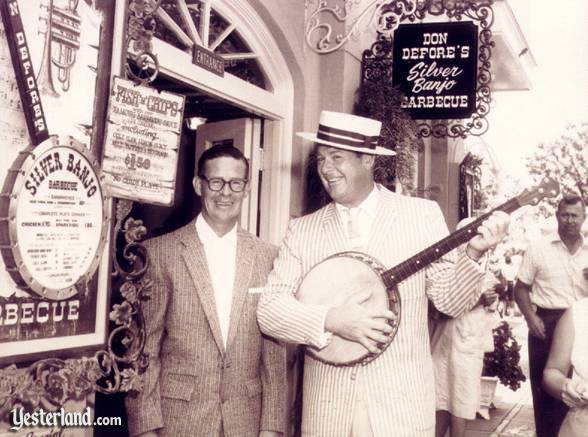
[111,0,293,244]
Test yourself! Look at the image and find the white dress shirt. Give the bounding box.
[518,233,588,309]
[195,214,237,348]
[335,185,380,250]
[318,186,381,344]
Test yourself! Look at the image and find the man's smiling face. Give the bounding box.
[316,145,375,207]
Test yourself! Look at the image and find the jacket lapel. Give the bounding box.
[179,222,225,355]
[322,203,347,254]
[225,229,254,349]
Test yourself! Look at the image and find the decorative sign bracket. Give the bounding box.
[125,0,162,84]
[361,0,495,138]
[304,0,418,54]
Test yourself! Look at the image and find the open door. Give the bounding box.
[196,118,263,236]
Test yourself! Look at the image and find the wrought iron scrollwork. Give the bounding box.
[410,0,494,138]
[361,34,394,84]
[0,200,150,421]
[126,0,162,84]
[304,0,417,54]
[362,0,495,139]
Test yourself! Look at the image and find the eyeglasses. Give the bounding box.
[199,176,248,193]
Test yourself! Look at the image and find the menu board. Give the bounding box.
[0,0,110,365]
[0,137,107,300]
[102,77,185,206]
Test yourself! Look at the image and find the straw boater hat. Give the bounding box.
[297,110,396,156]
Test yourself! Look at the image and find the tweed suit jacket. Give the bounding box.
[257,186,485,437]
[125,220,286,437]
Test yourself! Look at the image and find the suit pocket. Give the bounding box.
[245,378,262,397]
[160,373,196,401]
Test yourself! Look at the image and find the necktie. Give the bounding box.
[345,207,363,249]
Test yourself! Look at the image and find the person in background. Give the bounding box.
[125,144,286,437]
[432,218,500,437]
[500,254,518,316]
[515,195,588,437]
[257,110,509,437]
[543,296,588,437]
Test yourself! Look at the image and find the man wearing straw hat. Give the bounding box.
[257,110,509,436]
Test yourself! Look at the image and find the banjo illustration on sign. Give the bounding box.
[297,177,560,366]
[0,136,110,301]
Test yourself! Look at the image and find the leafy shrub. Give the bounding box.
[482,321,527,391]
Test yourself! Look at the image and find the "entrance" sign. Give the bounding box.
[193,45,225,77]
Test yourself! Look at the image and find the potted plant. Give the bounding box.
[479,321,527,417]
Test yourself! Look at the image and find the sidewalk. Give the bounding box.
[465,314,536,437]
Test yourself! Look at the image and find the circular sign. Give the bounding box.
[0,136,110,300]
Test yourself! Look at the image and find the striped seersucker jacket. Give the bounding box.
[257,186,485,437]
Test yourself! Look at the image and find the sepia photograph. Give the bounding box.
[0,1,586,436]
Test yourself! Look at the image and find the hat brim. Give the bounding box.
[297,132,396,156]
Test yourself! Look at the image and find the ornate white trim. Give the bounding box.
[304,0,417,54]
[112,0,293,244]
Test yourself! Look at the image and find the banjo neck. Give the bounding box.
[380,177,560,288]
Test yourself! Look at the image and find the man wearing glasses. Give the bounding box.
[126,144,286,437]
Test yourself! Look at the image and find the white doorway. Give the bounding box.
[112,0,294,243]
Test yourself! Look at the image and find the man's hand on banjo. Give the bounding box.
[324,289,397,354]
[465,211,510,261]
[321,212,509,355]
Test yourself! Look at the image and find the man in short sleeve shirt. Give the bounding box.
[515,195,588,437]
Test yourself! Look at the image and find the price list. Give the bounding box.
[102,77,185,205]
[15,146,104,291]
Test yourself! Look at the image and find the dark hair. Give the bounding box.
[197,144,249,178]
[557,194,586,212]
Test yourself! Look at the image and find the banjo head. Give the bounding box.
[296,251,401,366]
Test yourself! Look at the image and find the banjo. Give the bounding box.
[296,177,560,366]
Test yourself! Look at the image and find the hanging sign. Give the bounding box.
[0,136,109,301]
[392,21,478,120]
[101,77,185,206]
[193,45,225,77]
[0,0,48,145]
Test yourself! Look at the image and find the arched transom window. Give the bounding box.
[153,0,267,90]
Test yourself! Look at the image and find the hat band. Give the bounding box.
[317,125,379,150]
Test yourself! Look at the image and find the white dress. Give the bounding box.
[431,304,498,419]
[559,298,588,437]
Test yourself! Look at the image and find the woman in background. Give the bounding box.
[543,297,588,437]
[432,218,500,437]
